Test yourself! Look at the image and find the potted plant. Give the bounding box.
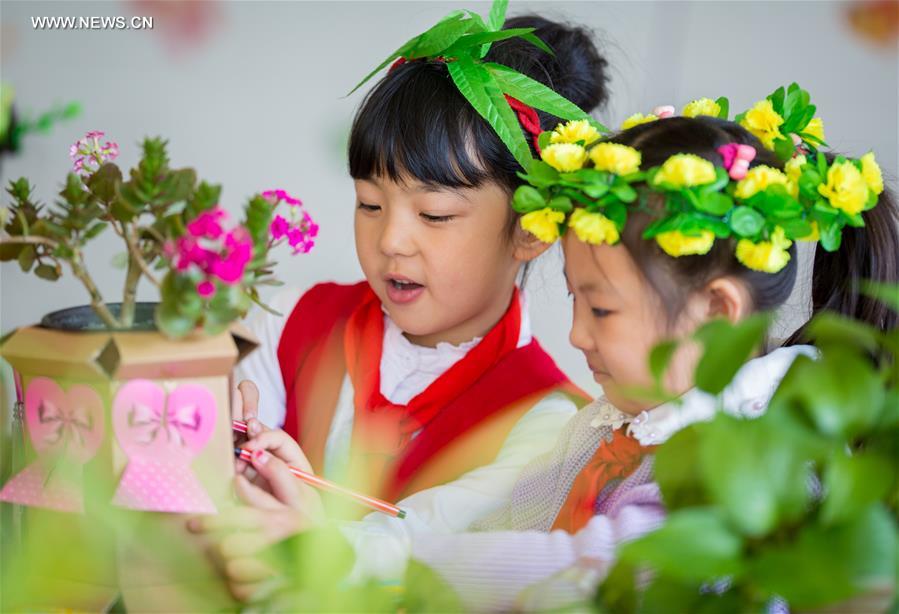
[0,130,318,610]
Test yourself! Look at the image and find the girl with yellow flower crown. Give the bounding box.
[194,106,898,610]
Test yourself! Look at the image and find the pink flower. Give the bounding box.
[652,105,676,119]
[211,228,253,285]
[196,280,216,298]
[262,189,303,207]
[270,215,290,239]
[69,130,119,176]
[187,207,227,239]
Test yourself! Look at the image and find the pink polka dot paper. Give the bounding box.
[111,380,217,514]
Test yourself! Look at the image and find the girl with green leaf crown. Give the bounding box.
[201,69,898,608]
[204,0,610,599]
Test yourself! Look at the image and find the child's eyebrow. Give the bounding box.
[413,184,474,203]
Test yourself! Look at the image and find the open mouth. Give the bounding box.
[385,275,425,304]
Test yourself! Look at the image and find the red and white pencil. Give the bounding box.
[232,419,406,519]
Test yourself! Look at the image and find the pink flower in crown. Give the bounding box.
[69,130,119,176]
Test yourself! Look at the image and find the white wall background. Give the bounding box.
[1,0,896,395]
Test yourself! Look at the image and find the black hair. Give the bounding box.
[606,116,899,338]
[348,14,610,199]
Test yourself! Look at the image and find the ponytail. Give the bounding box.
[785,184,899,343]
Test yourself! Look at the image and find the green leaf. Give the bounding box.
[486,62,606,130]
[693,314,770,395]
[620,508,743,582]
[715,96,729,120]
[776,350,885,439]
[750,505,897,609]
[728,206,765,238]
[443,28,536,57]
[861,281,899,313]
[805,312,881,354]
[696,191,733,215]
[407,13,472,59]
[699,413,815,536]
[487,0,508,31]
[158,168,197,205]
[547,194,573,213]
[649,339,679,384]
[819,217,843,251]
[402,560,465,613]
[511,185,546,213]
[655,425,709,509]
[448,57,533,172]
[83,221,108,241]
[155,292,199,338]
[17,245,35,272]
[34,263,60,281]
[86,162,123,204]
[778,218,813,240]
[610,182,637,203]
[774,136,795,162]
[821,452,894,525]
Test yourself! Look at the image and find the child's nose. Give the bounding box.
[569,310,595,353]
[379,213,416,257]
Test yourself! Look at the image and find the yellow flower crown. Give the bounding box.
[511,84,884,274]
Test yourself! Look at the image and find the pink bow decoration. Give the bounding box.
[0,378,105,513]
[111,380,217,514]
[717,143,757,180]
[652,105,676,119]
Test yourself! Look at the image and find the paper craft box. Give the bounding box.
[0,322,257,611]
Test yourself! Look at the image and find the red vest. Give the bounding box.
[278,281,589,502]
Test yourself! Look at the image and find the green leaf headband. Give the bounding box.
[511,84,885,274]
[349,0,607,173]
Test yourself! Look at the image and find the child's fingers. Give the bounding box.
[234,473,282,510]
[187,506,262,534]
[247,450,304,509]
[237,380,260,421]
[226,557,275,584]
[219,531,269,559]
[229,579,266,604]
[241,430,312,471]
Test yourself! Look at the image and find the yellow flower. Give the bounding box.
[652,154,717,188]
[734,165,789,199]
[682,98,721,118]
[655,230,715,257]
[785,155,807,197]
[520,207,565,244]
[860,152,884,195]
[550,119,601,146]
[735,227,792,273]
[803,117,825,142]
[589,143,642,175]
[621,113,658,131]
[818,160,869,216]
[541,143,588,172]
[740,99,784,149]
[569,209,620,246]
[798,220,819,242]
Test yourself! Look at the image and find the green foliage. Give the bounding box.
[599,305,899,612]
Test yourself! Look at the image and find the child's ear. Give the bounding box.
[704,277,753,322]
[512,225,553,262]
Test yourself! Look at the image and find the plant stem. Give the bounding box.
[0,236,60,248]
[121,253,141,328]
[70,251,120,328]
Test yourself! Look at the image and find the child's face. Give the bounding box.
[354,176,532,347]
[563,234,707,414]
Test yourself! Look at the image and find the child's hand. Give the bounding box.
[233,380,269,476]
[189,448,324,602]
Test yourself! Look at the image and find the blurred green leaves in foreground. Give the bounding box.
[598,282,898,613]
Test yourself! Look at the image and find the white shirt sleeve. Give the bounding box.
[232,288,303,428]
[408,483,665,612]
[340,391,578,582]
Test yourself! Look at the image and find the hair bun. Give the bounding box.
[486,15,610,116]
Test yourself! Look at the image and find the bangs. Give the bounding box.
[348,62,497,189]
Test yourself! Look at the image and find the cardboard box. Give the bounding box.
[0,322,257,611]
